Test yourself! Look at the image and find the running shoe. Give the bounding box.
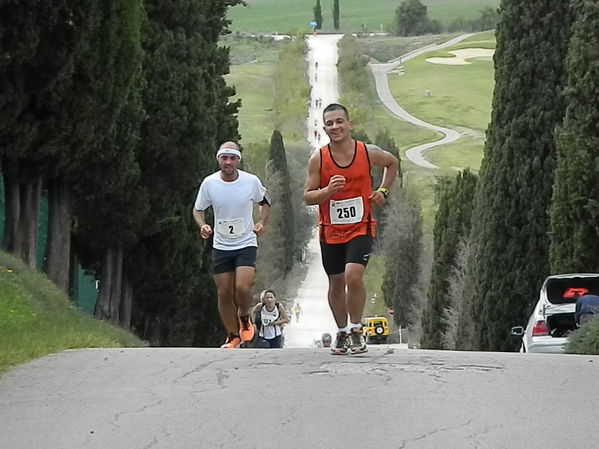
[239,315,255,342]
[221,334,242,349]
[331,331,349,355]
[349,327,368,354]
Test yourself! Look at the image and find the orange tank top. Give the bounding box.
[318,140,376,243]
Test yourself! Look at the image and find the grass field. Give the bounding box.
[226,62,276,145]
[228,0,499,34]
[387,32,496,133]
[0,251,143,375]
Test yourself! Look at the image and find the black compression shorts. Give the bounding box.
[319,234,373,275]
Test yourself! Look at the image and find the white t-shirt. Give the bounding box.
[195,170,267,250]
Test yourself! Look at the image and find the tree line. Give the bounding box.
[422,0,599,351]
[393,0,499,36]
[1,0,311,346]
[0,0,308,347]
[313,0,499,35]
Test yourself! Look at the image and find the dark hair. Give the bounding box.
[322,103,349,121]
[260,289,276,302]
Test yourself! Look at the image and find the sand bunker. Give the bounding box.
[426,48,494,65]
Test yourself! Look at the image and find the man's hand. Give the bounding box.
[200,224,213,239]
[369,190,386,208]
[253,222,265,237]
[327,175,346,195]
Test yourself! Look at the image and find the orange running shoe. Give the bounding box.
[238,315,255,342]
[221,334,242,349]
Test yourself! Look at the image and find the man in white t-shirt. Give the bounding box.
[193,141,271,349]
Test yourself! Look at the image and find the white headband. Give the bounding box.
[216,148,241,160]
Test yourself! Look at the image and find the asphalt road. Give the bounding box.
[2,347,599,448]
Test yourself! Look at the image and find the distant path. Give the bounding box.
[306,34,344,149]
[369,34,474,169]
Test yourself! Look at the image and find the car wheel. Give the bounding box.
[375,326,384,335]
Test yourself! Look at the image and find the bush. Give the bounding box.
[566,315,599,354]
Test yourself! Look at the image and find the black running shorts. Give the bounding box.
[320,234,373,275]
[212,246,257,274]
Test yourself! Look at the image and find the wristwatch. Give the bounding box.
[376,187,389,198]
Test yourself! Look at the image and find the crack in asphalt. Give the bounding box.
[397,419,473,448]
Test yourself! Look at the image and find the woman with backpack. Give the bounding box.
[252,289,289,348]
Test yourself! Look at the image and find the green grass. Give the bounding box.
[0,251,144,375]
[226,62,276,146]
[425,133,485,170]
[387,36,495,132]
[228,0,499,34]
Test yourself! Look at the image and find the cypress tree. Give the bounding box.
[129,0,241,346]
[372,129,400,240]
[421,170,477,349]
[268,130,294,274]
[0,1,96,267]
[550,0,599,273]
[333,0,340,30]
[380,184,423,329]
[46,0,145,297]
[313,0,323,30]
[459,0,571,351]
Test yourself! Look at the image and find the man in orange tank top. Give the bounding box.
[304,103,399,355]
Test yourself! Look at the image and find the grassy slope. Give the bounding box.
[388,32,495,131]
[387,31,496,171]
[0,251,144,375]
[228,0,499,34]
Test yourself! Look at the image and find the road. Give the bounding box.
[2,347,599,448]
[305,33,343,149]
[369,34,474,169]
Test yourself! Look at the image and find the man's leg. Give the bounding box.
[344,235,371,354]
[345,263,366,324]
[235,265,256,341]
[328,273,350,355]
[213,272,238,335]
[328,273,348,328]
[234,265,255,317]
[346,263,368,354]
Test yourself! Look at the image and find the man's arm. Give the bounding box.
[366,144,400,207]
[253,203,270,236]
[303,151,345,205]
[193,209,213,239]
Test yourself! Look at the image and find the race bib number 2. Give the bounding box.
[216,217,245,239]
[330,197,364,225]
